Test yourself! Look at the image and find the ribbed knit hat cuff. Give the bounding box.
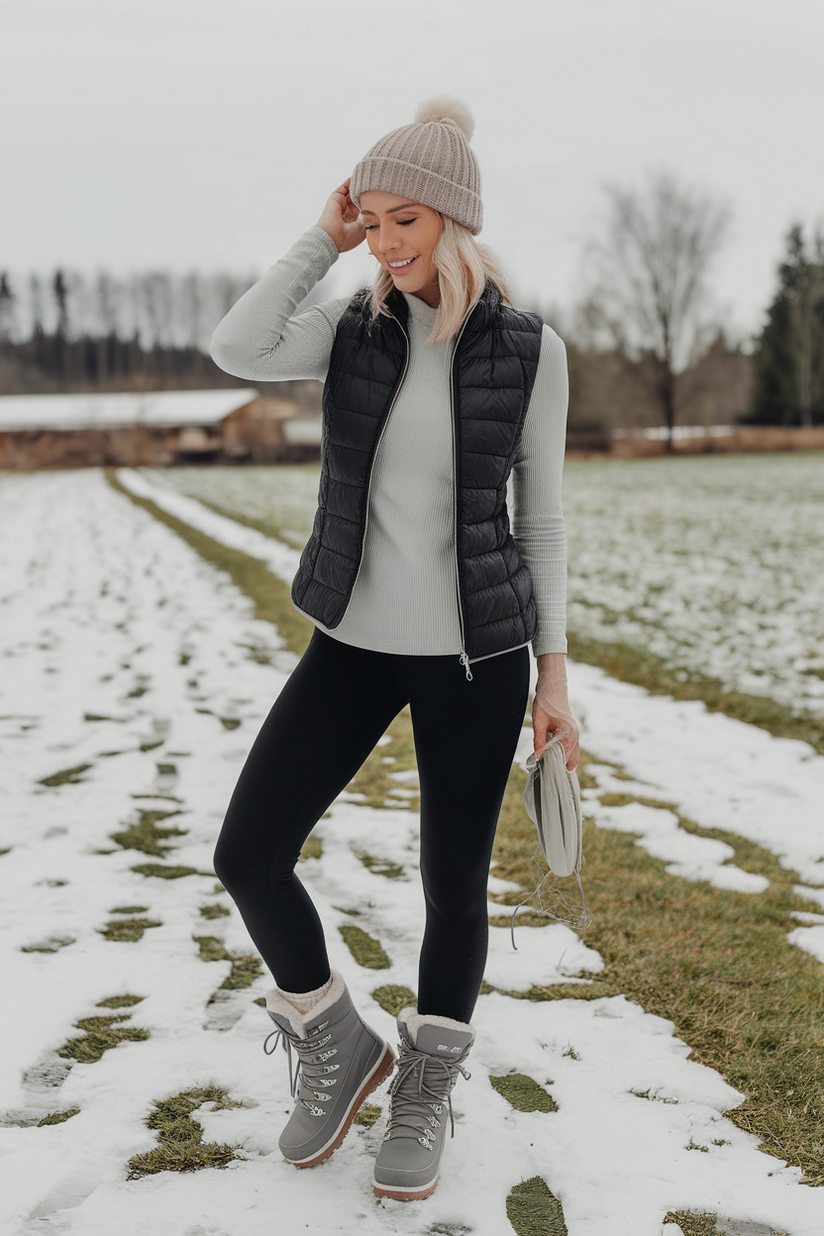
[351,157,483,235]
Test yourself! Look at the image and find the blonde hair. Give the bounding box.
[368,215,513,343]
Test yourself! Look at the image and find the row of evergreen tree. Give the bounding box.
[749,225,824,426]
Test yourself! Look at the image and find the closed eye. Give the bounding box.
[362,219,417,231]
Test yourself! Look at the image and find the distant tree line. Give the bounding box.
[0,268,259,394]
[2,194,822,434]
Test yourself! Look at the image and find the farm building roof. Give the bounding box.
[0,389,258,433]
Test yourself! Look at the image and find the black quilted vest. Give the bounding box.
[291,281,544,663]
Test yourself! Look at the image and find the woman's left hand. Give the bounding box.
[532,655,580,770]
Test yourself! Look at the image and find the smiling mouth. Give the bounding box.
[388,255,419,270]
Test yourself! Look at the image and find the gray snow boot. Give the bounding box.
[373,1007,475,1200]
[264,971,394,1168]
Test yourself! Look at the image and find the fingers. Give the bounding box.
[533,720,551,757]
[563,731,580,772]
[531,699,581,769]
[331,180,360,225]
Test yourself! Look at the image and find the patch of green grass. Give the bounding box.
[353,1103,382,1128]
[193,935,227,963]
[492,749,824,1185]
[129,793,183,803]
[199,903,230,920]
[96,995,144,1009]
[37,763,92,787]
[110,905,149,915]
[567,631,824,755]
[57,1010,150,1064]
[489,1074,558,1113]
[110,809,187,857]
[221,955,263,990]
[598,791,675,811]
[220,717,241,731]
[338,925,391,970]
[359,852,404,879]
[238,641,273,666]
[156,763,177,776]
[131,863,207,879]
[299,833,323,862]
[371,985,416,1017]
[127,1085,244,1178]
[481,979,617,1002]
[663,1218,718,1236]
[84,713,117,722]
[20,936,75,954]
[253,996,267,1008]
[506,1176,568,1235]
[37,1109,80,1126]
[192,936,263,990]
[98,917,162,943]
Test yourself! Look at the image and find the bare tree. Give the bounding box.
[582,169,731,445]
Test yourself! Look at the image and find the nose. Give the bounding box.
[377,225,399,254]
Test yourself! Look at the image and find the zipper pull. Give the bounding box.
[459,651,474,682]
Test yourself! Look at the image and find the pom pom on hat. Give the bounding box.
[414,96,476,141]
[350,97,483,234]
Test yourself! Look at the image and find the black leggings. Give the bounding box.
[214,629,530,1023]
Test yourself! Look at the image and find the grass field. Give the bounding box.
[150,453,824,750]
[3,465,821,1235]
[115,469,824,1199]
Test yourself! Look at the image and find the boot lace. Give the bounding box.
[383,1038,470,1148]
[263,1019,341,1118]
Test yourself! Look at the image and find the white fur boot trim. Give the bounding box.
[265,970,347,1039]
[398,1007,476,1046]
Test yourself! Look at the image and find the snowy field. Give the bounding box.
[150,453,824,718]
[2,468,824,1236]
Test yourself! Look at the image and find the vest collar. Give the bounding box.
[386,279,502,338]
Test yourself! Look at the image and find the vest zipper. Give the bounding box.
[450,315,472,681]
[338,315,411,626]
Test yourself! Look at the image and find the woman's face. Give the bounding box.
[358,191,442,306]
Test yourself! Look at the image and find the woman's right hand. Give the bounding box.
[317,178,366,254]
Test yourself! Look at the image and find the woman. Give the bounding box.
[210,97,579,1202]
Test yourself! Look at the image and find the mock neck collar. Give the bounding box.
[401,291,439,327]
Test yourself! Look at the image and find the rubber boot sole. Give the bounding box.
[373,1173,440,1201]
[289,1043,395,1169]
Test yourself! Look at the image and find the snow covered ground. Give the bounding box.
[150,454,824,717]
[563,453,824,718]
[2,468,823,1236]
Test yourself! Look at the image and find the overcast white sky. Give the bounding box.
[2,0,823,339]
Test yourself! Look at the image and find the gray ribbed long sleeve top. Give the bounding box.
[210,226,569,657]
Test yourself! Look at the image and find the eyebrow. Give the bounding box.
[359,203,419,216]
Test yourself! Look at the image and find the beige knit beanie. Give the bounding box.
[350,96,483,235]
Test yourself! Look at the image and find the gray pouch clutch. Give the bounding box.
[510,734,588,946]
[523,734,582,877]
